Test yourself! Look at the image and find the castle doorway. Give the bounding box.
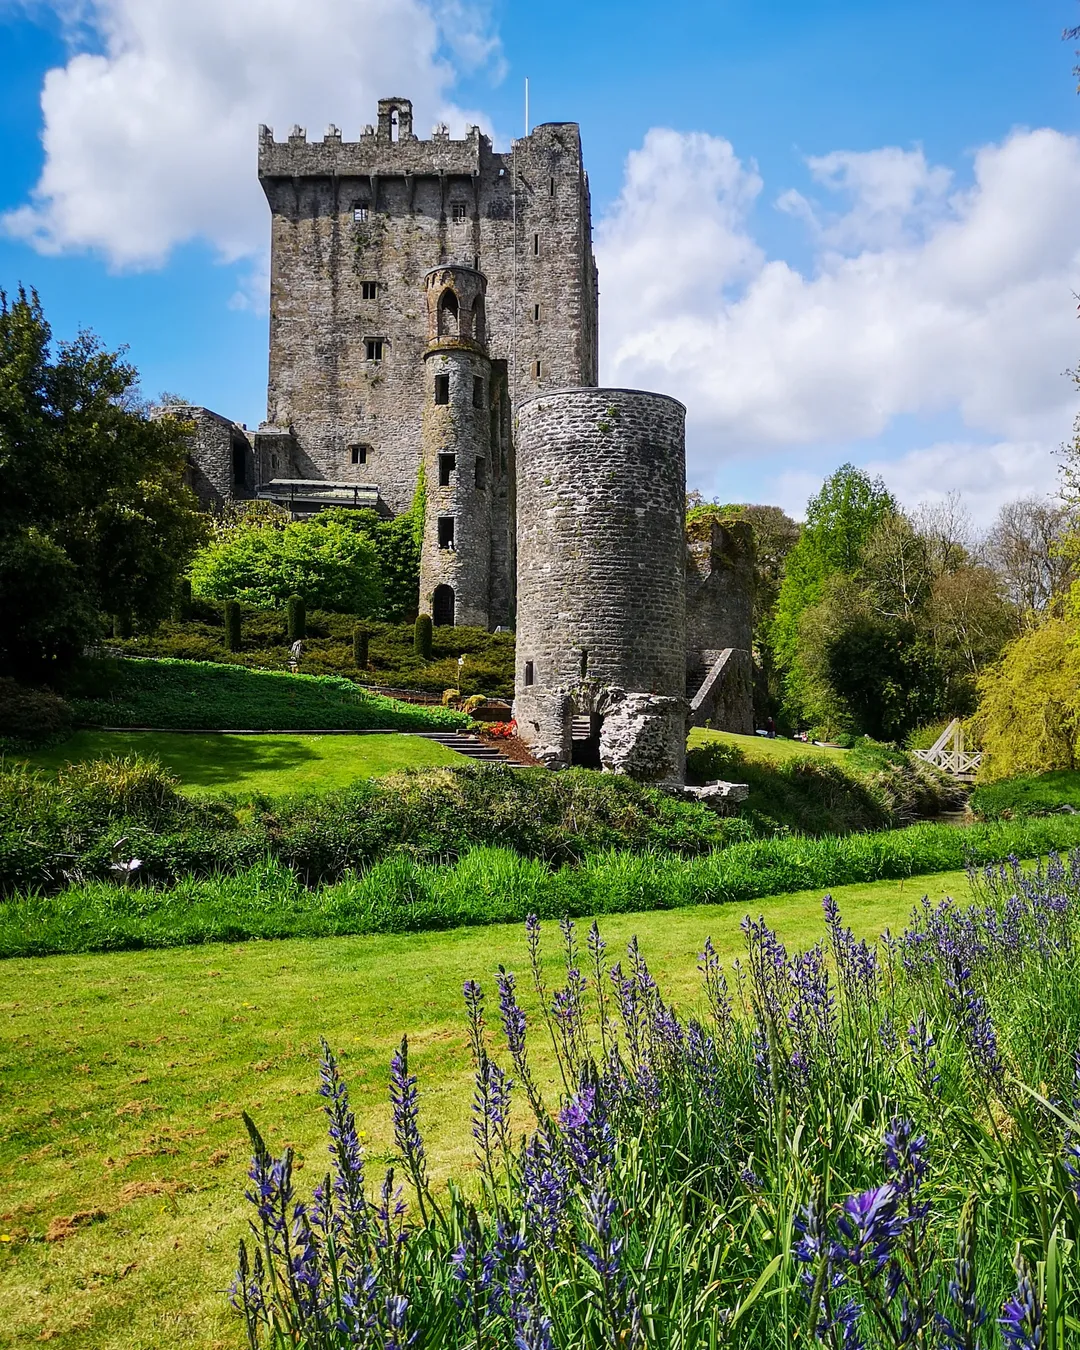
[432,584,455,627]
[571,711,603,768]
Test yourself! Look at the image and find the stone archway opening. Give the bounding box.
[432,584,455,627]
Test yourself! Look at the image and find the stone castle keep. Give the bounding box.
[172,96,753,779]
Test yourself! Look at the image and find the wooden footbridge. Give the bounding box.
[913,719,982,781]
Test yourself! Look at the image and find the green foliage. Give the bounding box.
[190,514,382,614]
[970,770,1080,820]
[4,812,1080,955]
[110,610,516,697]
[772,465,898,688]
[686,734,961,834]
[353,625,369,668]
[972,617,1080,780]
[286,593,306,642]
[174,576,192,620]
[223,599,242,652]
[0,288,204,674]
[414,612,433,659]
[827,615,949,742]
[0,676,73,744]
[65,657,470,734]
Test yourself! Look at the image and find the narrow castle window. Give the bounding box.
[451,201,467,221]
[437,289,459,338]
[533,304,541,322]
[533,360,542,379]
[390,111,399,142]
[434,373,450,405]
[524,661,534,687]
[475,457,486,490]
[361,280,380,300]
[438,453,456,486]
[550,176,556,196]
[364,337,385,361]
[580,650,589,679]
[353,205,369,222]
[533,233,540,255]
[438,517,455,550]
[474,254,481,271]
[472,295,486,343]
[472,376,484,408]
[350,444,370,466]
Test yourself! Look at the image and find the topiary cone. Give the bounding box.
[353,625,369,669]
[224,600,242,652]
[287,594,306,643]
[414,612,433,660]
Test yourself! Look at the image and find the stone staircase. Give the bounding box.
[412,731,528,769]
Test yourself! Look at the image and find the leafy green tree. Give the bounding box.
[190,515,382,613]
[827,615,949,743]
[0,287,203,677]
[321,508,421,623]
[773,465,897,723]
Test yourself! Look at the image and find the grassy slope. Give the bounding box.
[688,728,849,764]
[0,867,976,1350]
[19,731,465,797]
[970,769,1080,819]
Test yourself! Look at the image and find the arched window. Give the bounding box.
[472,295,486,344]
[432,584,455,627]
[390,110,399,143]
[437,289,459,338]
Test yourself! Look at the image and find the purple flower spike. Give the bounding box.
[835,1184,905,1272]
[999,1259,1043,1350]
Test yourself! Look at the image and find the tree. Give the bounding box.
[971,617,1080,779]
[189,514,382,613]
[772,465,897,723]
[827,614,949,744]
[0,288,204,677]
[983,496,1073,619]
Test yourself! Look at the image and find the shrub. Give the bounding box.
[353,625,369,668]
[442,687,461,706]
[287,593,306,642]
[414,612,433,659]
[174,577,192,621]
[0,677,73,744]
[224,599,242,652]
[969,769,1080,820]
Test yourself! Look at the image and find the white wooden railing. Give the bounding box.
[913,719,983,779]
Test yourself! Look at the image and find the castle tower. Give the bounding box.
[418,266,493,628]
[255,99,599,625]
[513,388,688,783]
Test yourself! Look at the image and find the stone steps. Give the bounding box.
[412,731,529,769]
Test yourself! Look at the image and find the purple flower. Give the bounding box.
[317,1039,367,1241]
[938,1195,987,1349]
[834,1184,905,1272]
[946,961,1006,1089]
[463,979,485,1068]
[999,1259,1043,1350]
[883,1118,928,1197]
[472,1053,513,1175]
[558,1081,614,1179]
[389,1035,426,1183]
[907,1012,941,1098]
[522,1130,569,1243]
[698,936,733,1044]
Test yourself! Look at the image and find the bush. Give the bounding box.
[414,612,433,659]
[224,599,241,652]
[6,815,1080,955]
[353,626,368,668]
[0,677,73,744]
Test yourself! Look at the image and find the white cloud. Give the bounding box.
[3,0,501,268]
[596,126,1080,523]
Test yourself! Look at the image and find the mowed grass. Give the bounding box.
[688,726,850,764]
[0,866,979,1349]
[15,731,466,797]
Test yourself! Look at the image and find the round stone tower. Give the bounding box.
[418,265,493,628]
[514,388,688,782]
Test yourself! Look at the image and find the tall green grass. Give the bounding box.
[6,814,1080,957]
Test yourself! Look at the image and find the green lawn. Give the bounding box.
[688,727,850,764]
[17,731,466,796]
[0,865,979,1349]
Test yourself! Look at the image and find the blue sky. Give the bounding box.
[2,0,1078,522]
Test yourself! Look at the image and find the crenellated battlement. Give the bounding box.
[258,100,496,181]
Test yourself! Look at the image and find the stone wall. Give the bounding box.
[513,388,688,781]
[685,518,755,732]
[152,404,253,511]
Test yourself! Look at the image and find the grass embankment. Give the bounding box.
[0,869,979,1349]
[110,604,516,698]
[21,731,465,796]
[688,729,965,833]
[7,816,1080,958]
[66,657,471,732]
[970,768,1080,819]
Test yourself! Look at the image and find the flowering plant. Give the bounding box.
[233,854,1080,1348]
